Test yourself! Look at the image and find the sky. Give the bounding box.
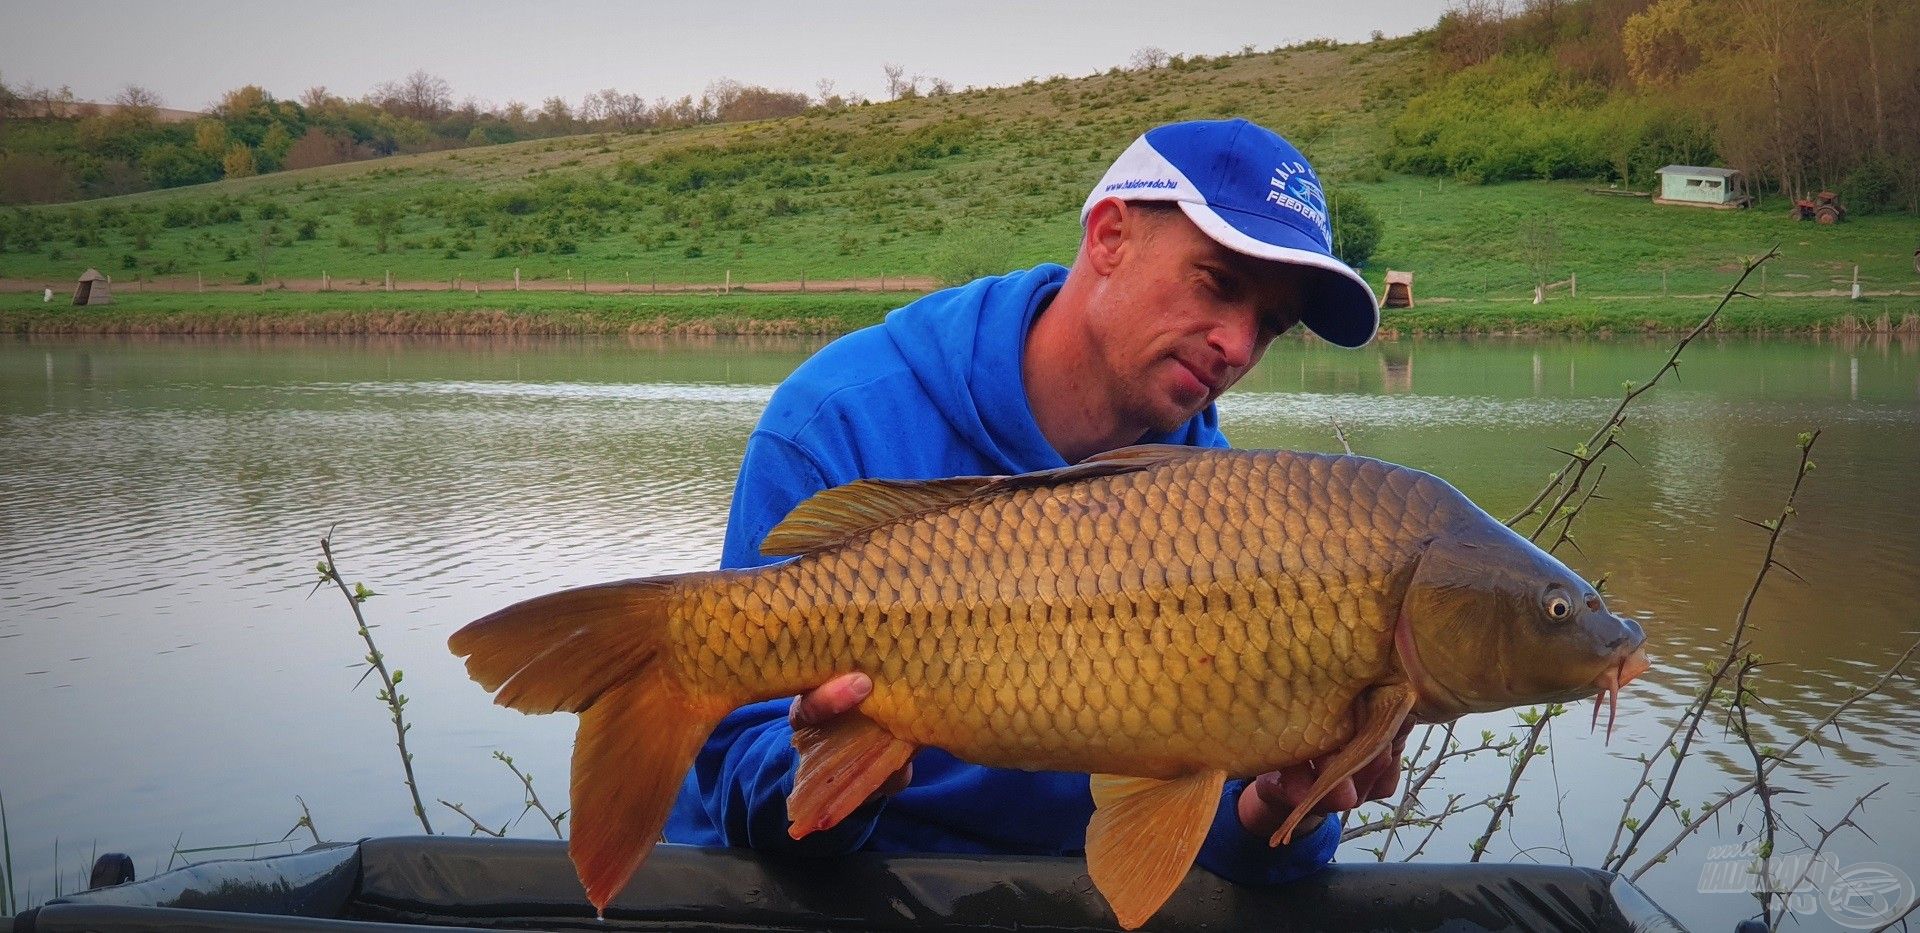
[2,0,1454,113]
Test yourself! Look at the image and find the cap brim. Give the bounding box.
[1176,201,1379,348]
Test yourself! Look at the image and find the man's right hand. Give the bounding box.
[789,672,914,803]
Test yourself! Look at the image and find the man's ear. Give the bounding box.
[1082,197,1133,277]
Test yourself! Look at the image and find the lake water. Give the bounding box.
[2,333,1916,929]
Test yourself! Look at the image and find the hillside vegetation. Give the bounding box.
[2,11,1915,330]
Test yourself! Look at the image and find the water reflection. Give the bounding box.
[2,333,1916,929]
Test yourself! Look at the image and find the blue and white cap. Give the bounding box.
[1081,119,1379,348]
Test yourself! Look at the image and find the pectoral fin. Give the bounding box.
[1086,770,1228,930]
[788,710,917,839]
[1271,682,1417,846]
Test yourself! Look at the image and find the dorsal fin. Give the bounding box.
[760,445,1206,558]
[761,477,997,556]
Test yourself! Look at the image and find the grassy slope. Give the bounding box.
[4,38,1915,334]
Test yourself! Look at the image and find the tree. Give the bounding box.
[1327,188,1383,267]
[282,127,352,170]
[113,84,162,123]
[194,119,229,158]
[1622,0,1701,85]
[215,85,270,119]
[882,62,910,100]
[223,143,258,178]
[372,70,452,121]
[1128,47,1170,70]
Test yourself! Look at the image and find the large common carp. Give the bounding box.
[450,445,1649,929]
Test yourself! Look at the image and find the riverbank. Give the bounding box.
[5,287,1917,337]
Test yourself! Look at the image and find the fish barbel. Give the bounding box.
[450,444,1649,928]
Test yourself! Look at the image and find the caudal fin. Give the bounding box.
[448,578,726,914]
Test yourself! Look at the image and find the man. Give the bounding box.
[665,118,1406,886]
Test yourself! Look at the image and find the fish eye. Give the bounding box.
[1545,593,1573,620]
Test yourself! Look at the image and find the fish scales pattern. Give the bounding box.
[672,450,1447,780]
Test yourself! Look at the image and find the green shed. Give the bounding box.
[1654,165,1749,209]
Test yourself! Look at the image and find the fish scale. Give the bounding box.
[666,449,1427,780]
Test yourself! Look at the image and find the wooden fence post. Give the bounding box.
[1852,264,1861,300]
[514,267,520,291]
[800,272,806,293]
[385,270,392,292]
[1569,273,1576,298]
[725,269,732,294]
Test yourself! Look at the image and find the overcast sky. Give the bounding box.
[3,0,1452,112]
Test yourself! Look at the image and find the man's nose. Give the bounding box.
[1210,309,1259,369]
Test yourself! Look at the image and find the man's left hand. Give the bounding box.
[1235,719,1415,841]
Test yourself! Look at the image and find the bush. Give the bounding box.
[1837,157,1900,216]
[297,218,319,240]
[1328,188,1383,268]
[931,224,1017,286]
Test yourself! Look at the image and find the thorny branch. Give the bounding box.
[314,526,433,835]
[1505,247,1779,535]
[1605,431,1820,874]
[438,800,507,837]
[1470,705,1561,862]
[1624,631,1920,881]
[281,796,324,847]
[495,751,568,839]
[1762,785,1885,932]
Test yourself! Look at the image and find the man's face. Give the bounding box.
[1086,205,1308,434]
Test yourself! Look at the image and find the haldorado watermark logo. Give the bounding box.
[1698,841,1915,928]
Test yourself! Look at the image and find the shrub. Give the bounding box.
[297,219,319,240]
[1327,187,1383,268]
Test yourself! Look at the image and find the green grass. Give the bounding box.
[2,35,1913,331]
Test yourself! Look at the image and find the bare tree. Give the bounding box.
[299,85,334,110]
[882,62,910,100]
[114,84,163,117]
[372,70,452,121]
[815,77,837,104]
[1129,46,1170,70]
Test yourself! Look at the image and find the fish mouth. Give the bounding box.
[1588,647,1651,740]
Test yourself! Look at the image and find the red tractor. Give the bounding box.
[1790,191,1846,223]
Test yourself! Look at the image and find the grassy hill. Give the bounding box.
[4,36,1916,332]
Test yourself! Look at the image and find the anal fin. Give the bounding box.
[788,710,917,838]
[570,676,722,916]
[1271,682,1416,846]
[1086,770,1228,930]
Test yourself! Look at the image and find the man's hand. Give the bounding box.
[1236,719,1414,841]
[790,672,914,802]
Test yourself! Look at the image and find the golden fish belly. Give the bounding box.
[673,449,1438,778]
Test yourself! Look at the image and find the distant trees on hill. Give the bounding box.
[1389,0,1919,211]
[0,71,829,205]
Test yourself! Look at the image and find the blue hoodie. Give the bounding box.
[662,264,1342,885]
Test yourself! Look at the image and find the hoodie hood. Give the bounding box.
[882,263,1222,471]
